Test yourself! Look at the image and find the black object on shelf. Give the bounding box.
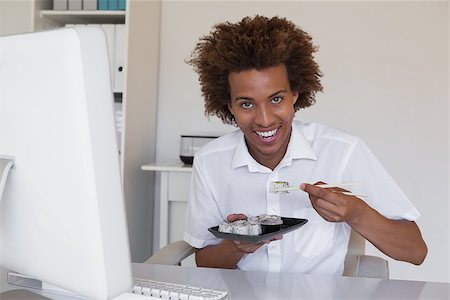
[179,135,218,165]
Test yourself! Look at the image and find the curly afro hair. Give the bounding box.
[187,15,323,125]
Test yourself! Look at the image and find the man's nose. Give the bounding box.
[254,104,274,127]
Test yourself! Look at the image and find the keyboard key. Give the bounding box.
[132,286,142,294]
[150,288,160,297]
[178,294,189,300]
[159,290,169,299]
[142,287,151,296]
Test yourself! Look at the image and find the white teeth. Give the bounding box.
[256,128,278,138]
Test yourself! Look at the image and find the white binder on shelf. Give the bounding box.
[113,24,126,93]
[83,0,97,10]
[53,0,67,10]
[68,0,82,10]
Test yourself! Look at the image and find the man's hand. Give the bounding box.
[299,182,427,265]
[300,182,366,224]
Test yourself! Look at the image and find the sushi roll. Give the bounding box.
[216,214,283,236]
[248,216,261,224]
[259,215,283,234]
[218,222,233,233]
[248,223,262,236]
[232,220,250,235]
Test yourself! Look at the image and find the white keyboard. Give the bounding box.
[132,278,228,300]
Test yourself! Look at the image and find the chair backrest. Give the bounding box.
[0,157,14,203]
[347,229,366,256]
[343,229,366,276]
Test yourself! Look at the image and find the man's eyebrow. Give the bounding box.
[233,96,253,102]
[233,89,288,102]
[269,89,288,98]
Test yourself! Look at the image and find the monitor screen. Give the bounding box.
[0,28,132,299]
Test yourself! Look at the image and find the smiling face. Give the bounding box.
[228,64,298,170]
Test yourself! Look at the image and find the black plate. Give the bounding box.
[208,217,308,243]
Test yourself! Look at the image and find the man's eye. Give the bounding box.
[271,96,283,104]
[241,102,253,109]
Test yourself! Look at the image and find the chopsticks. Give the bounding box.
[269,181,367,197]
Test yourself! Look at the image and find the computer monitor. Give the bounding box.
[0,28,132,299]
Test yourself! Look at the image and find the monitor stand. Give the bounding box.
[0,156,14,294]
[0,158,57,299]
[0,156,14,203]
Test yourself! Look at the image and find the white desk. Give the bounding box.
[133,263,449,300]
[5,264,450,299]
[141,161,192,249]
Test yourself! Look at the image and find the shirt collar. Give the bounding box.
[232,132,265,172]
[231,121,317,172]
[286,121,317,162]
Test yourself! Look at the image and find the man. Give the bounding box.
[183,15,427,274]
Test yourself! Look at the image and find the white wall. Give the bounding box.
[0,0,33,35]
[156,1,448,283]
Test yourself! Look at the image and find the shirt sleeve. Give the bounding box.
[342,139,420,221]
[183,154,224,249]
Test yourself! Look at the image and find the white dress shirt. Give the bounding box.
[183,121,420,275]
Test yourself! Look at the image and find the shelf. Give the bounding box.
[40,10,126,24]
[141,161,193,173]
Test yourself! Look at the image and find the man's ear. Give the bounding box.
[227,102,234,114]
[292,91,299,104]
